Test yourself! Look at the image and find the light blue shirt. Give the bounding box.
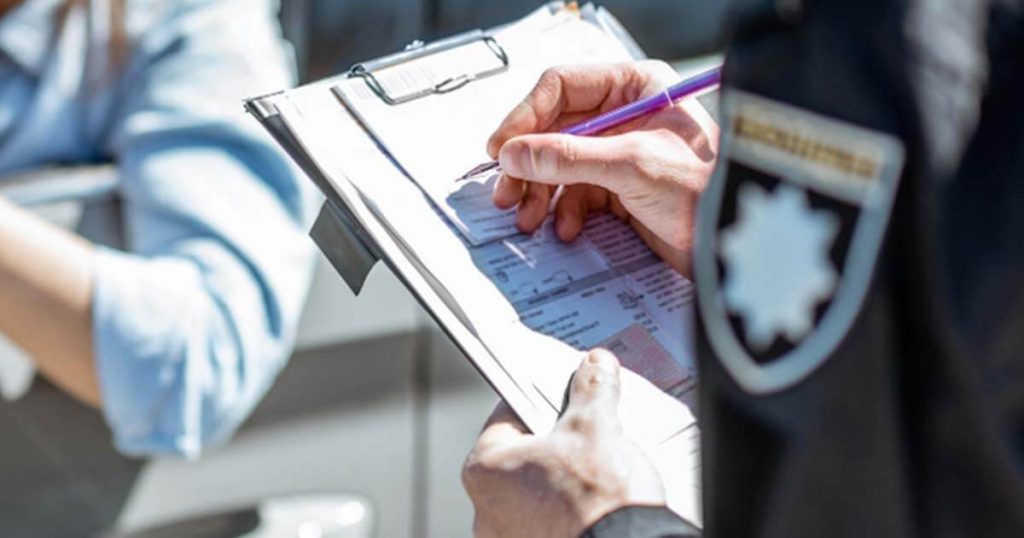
[0,0,315,458]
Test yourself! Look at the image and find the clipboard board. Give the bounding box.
[245,2,652,434]
[245,4,706,522]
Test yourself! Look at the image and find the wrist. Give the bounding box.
[577,474,667,533]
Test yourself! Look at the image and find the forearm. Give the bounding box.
[0,196,100,406]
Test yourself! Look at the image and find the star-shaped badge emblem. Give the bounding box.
[719,183,840,350]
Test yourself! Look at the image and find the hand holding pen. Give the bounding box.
[476,61,721,276]
[460,64,720,181]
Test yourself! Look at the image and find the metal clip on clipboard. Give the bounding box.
[347,30,510,105]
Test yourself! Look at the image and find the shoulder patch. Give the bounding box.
[696,90,905,394]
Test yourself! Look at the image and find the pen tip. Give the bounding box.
[458,160,501,181]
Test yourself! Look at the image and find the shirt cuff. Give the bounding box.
[582,506,701,538]
[91,246,208,458]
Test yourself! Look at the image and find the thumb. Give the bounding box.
[560,349,623,434]
[497,133,637,193]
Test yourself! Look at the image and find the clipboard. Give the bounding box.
[245,1,653,429]
[245,4,706,522]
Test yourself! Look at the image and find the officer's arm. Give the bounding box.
[582,506,702,537]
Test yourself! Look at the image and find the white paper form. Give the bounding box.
[467,216,698,397]
[275,75,703,524]
[334,10,636,245]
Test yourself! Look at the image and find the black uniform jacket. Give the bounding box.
[586,0,1024,536]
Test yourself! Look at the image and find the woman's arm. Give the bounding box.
[0,0,313,459]
[85,0,315,458]
[0,196,100,406]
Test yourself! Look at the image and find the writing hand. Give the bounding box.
[488,61,719,275]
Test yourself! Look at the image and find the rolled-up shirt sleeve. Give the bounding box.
[93,0,315,458]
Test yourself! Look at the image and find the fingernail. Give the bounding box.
[557,217,579,243]
[578,355,613,392]
[585,348,620,374]
[556,218,571,240]
[499,140,532,178]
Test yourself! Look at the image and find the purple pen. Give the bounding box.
[458,65,722,181]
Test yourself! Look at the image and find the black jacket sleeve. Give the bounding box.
[581,506,701,538]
